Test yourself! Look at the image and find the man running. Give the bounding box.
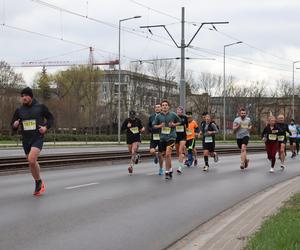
[154,100,181,179]
[11,87,54,196]
[175,106,188,174]
[200,114,219,171]
[233,108,252,170]
[148,104,163,175]
[276,114,291,169]
[288,119,298,158]
[121,110,145,174]
[185,111,200,167]
[262,116,279,173]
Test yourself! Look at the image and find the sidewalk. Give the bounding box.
[168,175,300,250]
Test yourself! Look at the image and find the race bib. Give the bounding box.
[176,125,184,132]
[130,127,139,134]
[205,136,213,143]
[22,120,36,131]
[161,127,171,135]
[240,123,249,129]
[268,134,277,141]
[278,135,285,142]
[153,133,160,141]
[186,129,192,136]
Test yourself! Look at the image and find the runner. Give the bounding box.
[11,87,54,196]
[200,114,219,171]
[276,114,291,169]
[154,100,181,179]
[185,111,200,167]
[148,104,164,175]
[233,108,252,170]
[121,110,145,174]
[262,116,279,173]
[296,124,300,155]
[175,106,188,174]
[288,119,298,158]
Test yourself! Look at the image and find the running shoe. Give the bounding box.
[194,159,198,166]
[203,166,208,171]
[240,165,245,170]
[280,165,286,171]
[244,159,250,168]
[165,172,169,180]
[184,159,190,167]
[169,170,173,178]
[135,154,140,164]
[213,153,219,163]
[128,165,133,175]
[177,166,183,174]
[33,180,45,196]
[291,152,296,158]
[269,167,275,173]
[159,167,164,176]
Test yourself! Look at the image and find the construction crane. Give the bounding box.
[15,47,119,68]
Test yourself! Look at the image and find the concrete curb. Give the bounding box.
[168,175,300,250]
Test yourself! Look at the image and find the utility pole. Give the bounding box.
[141,7,228,111]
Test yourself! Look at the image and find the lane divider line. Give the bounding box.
[65,182,99,190]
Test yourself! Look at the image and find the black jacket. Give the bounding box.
[11,99,54,141]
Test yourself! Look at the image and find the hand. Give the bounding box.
[161,122,165,128]
[39,126,47,135]
[168,122,175,128]
[127,123,132,128]
[140,127,145,133]
[207,131,213,135]
[248,125,252,130]
[13,119,20,129]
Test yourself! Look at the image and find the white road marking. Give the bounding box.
[65,182,99,190]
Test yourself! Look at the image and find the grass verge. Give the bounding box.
[246,192,300,250]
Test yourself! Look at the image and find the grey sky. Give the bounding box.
[1,0,300,87]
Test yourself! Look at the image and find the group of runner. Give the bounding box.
[11,88,300,195]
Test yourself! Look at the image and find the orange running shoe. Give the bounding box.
[34,180,45,196]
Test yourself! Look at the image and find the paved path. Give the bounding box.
[0,153,299,250]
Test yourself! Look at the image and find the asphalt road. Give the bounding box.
[0,153,299,250]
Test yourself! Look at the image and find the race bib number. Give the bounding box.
[153,133,160,140]
[186,129,192,136]
[161,127,171,135]
[130,127,139,134]
[176,125,184,132]
[240,123,249,129]
[278,135,285,142]
[268,134,277,141]
[205,136,213,143]
[22,120,36,131]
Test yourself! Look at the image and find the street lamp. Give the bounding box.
[118,15,141,144]
[223,41,243,141]
[292,61,300,120]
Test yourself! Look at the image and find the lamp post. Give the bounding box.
[118,15,141,144]
[292,61,300,120]
[223,41,243,141]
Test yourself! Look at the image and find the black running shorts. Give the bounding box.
[159,140,175,153]
[203,142,215,153]
[237,136,249,149]
[22,137,44,155]
[150,140,160,149]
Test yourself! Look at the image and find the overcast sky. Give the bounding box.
[1,0,300,88]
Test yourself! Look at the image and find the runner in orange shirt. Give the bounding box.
[185,111,200,167]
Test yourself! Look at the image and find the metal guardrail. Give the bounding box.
[0,145,265,171]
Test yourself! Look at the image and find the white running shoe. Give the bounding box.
[177,166,183,174]
[269,167,275,173]
[203,166,208,171]
[280,165,286,171]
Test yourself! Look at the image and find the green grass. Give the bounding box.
[246,193,300,250]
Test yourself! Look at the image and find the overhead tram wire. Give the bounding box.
[31,0,176,45]
[1,23,139,62]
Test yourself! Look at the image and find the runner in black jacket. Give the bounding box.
[11,87,54,196]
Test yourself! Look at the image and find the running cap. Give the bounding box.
[186,111,193,116]
[21,87,33,98]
